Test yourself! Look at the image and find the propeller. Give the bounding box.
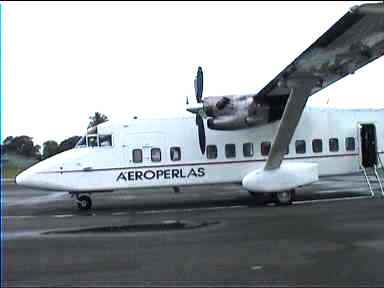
[196,113,206,154]
[194,66,203,103]
[190,66,206,154]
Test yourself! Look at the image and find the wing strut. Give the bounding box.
[264,75,320,170]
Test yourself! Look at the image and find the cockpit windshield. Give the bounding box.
[88,135,98,147]
[76,136,86,147]
[99,135,112,147]
[75,133,113,148]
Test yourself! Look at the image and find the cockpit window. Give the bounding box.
[76,133,113,148]
[87,126,98,135]
[99,135,112,147]
[87,135,98,147]
[76,136,87,148]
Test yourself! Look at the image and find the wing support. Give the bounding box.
[264,75,320,171]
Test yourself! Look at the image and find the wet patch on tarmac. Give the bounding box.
[42,220,220,235]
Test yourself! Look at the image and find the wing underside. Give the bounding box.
[257,3,384,170]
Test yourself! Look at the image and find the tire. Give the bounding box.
[274,190,294,206]
[77,195,92,210]
[249,192,273,205]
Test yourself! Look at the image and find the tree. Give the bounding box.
[88,112,108,129]
[58,136,81,153]
[33,145,42,160]
[3,135,38,158]
[42,140,59,159]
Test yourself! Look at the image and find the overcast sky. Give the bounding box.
[3,1,384,147]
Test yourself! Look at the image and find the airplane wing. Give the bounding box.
[258,2,384,170]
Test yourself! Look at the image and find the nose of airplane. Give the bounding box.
[14,157,72,191]
[15,166,63,190]
[15,169,35,187]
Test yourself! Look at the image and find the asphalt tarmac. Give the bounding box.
[3,174,384,287]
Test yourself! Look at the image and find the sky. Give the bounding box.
[2,1,384,147]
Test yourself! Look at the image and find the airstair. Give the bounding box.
[361,153,384,197]
[378,152,384,182]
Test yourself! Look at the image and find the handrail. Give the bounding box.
[361,166,375,197]
[374,165,384,196]
[378,152,384,173]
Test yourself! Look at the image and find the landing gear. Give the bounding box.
[273,190,295,206]
[249,192,273,205]
[76,194,92,210]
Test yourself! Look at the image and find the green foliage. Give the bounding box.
[88,112,108,129]
[3,112,109,162]
[4,166,21,179]
[2,135,41,158]
[42,140,59,159]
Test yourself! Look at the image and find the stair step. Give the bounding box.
[361,164,384,197]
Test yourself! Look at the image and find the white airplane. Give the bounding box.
[16,2,384,210]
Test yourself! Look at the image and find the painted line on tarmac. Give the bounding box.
[138,205,246,215]
[112,212,129,216]
[2,215,36,219]
[52,214,74,218]
[2,196,376,218]
[293,195,373,205]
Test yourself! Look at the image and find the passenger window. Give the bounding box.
[87,135,98,147]
[151,148,161,162]
[170,147,181,161]
[225,144,236,158]
[99,135,112,147]
[207,145,218,159]
[312,139,323,153]
[261,142,271,156]
[329,138,339,152]
[132,149,143,163]
[345,137,355,151]
[295,140,306,154]
[243,143,254,157]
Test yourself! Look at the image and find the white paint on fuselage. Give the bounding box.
[16,107,384,192]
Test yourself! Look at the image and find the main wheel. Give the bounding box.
[77,195,92,210]
[249,192,273,205]
[274,190,294,206]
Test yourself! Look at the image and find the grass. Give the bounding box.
[3,166,24,179]
[1,152,40,180]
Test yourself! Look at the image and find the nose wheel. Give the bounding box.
[76,195,92,210]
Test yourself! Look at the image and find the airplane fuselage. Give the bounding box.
[16,106,384,193]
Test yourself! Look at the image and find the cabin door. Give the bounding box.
[358,123,377,168]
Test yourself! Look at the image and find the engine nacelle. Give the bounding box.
[207,112,269,130]
[203,94,288,130]
[242,162,319,193]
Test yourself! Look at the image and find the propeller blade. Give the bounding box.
[195,114,206,154]
[194,66,203,103]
